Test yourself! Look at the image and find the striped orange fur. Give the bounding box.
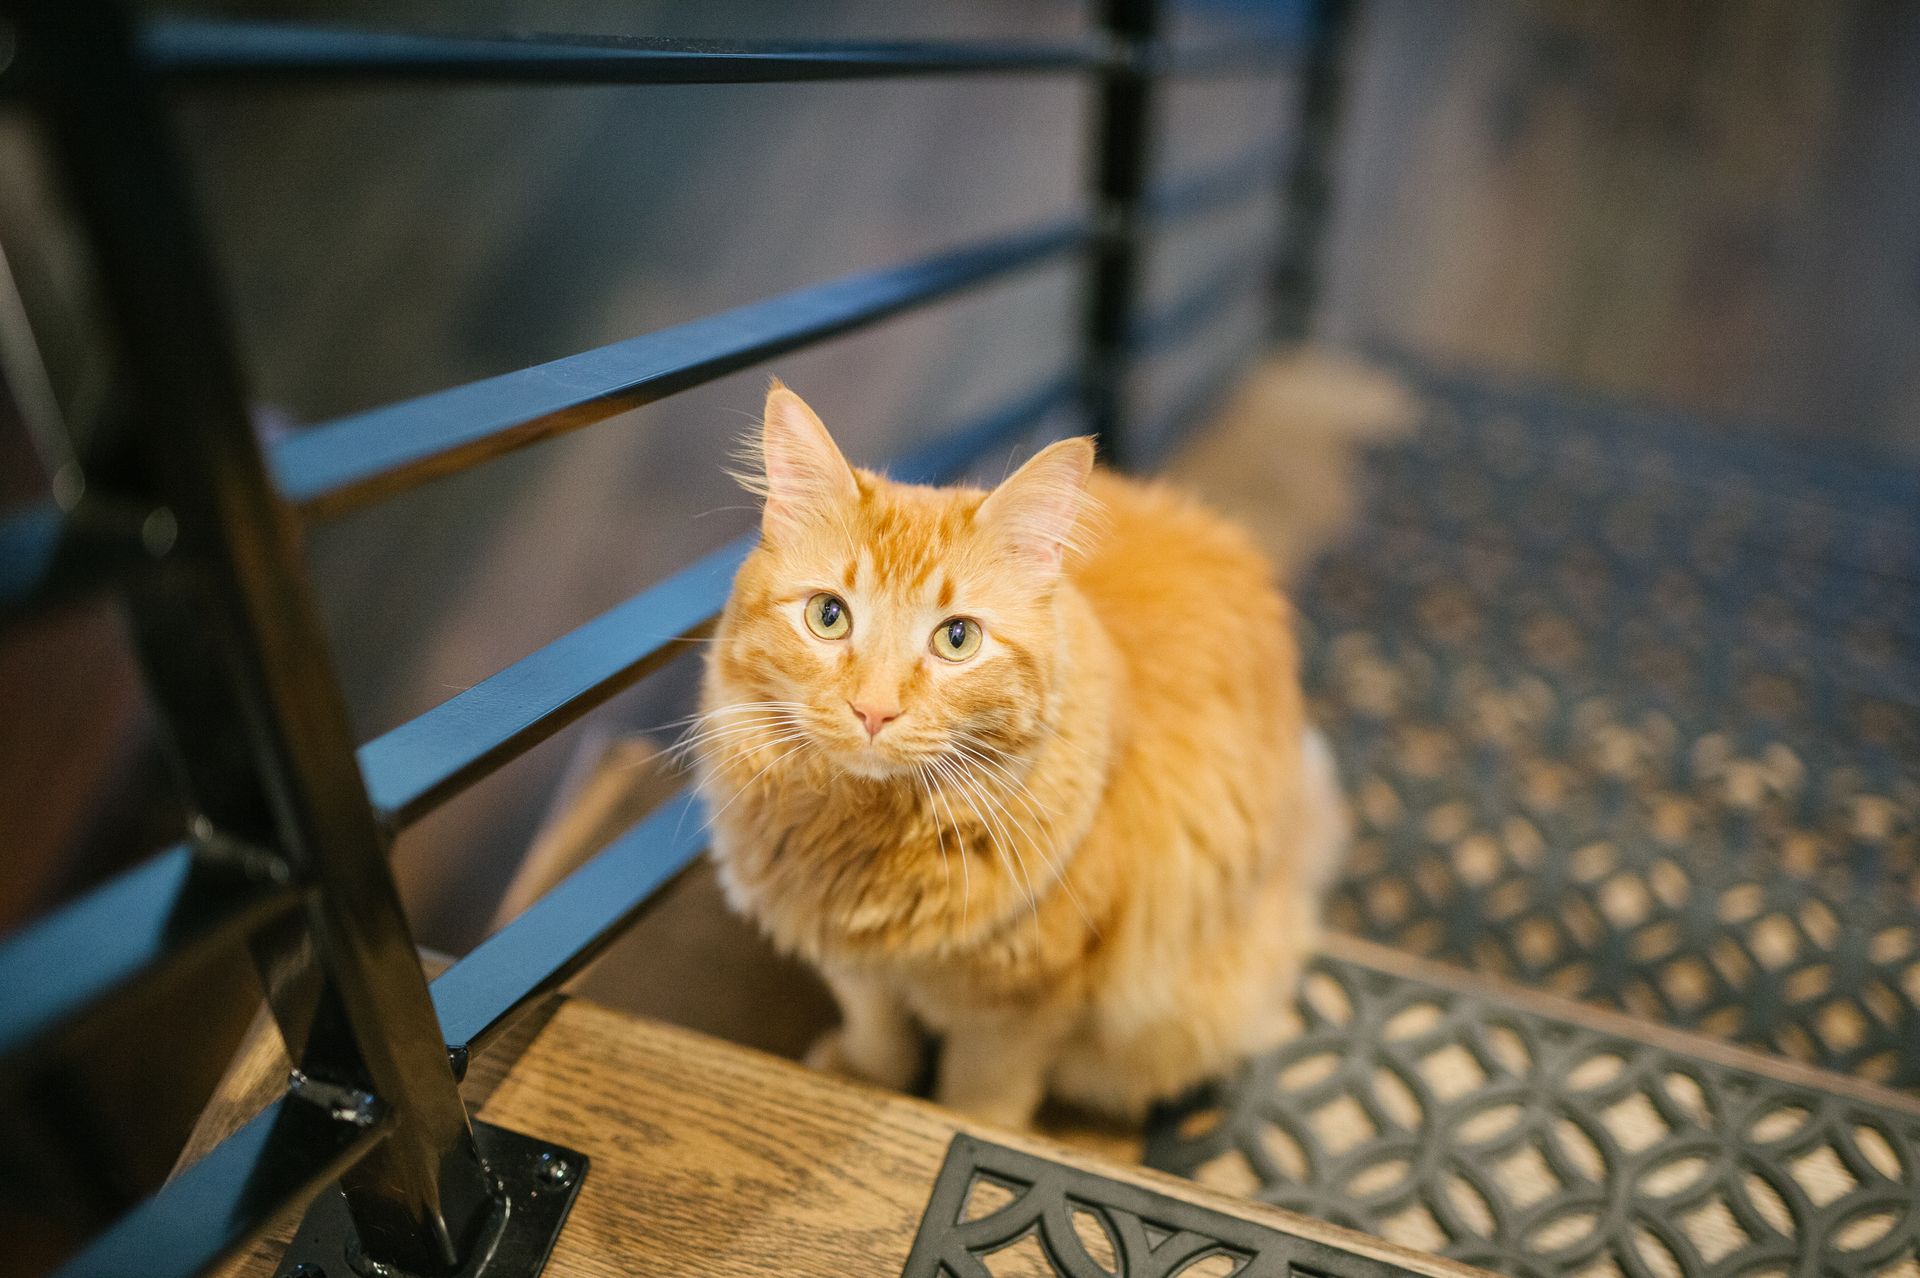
[694,382,1344,1125]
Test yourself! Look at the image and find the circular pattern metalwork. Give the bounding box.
[1145,958,1920,1278]
[1296,371,1920,1086]
[903,1135,1426,1278]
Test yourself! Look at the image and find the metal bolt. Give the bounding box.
[535,1152,573,1188]
[288,1265,326,1278]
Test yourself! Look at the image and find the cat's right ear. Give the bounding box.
[977,435,1095,576]
[750,380,859,540]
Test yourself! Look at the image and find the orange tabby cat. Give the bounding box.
[694,381,1344,1126]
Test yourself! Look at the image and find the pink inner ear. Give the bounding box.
[760,386,857,531]
[980,437,1095,568]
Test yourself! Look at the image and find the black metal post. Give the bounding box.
[9,2,497,1272]
[1083,0,1161,471]
[1271,0,1357,343]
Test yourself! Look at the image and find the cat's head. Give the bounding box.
[706,381,1095,781]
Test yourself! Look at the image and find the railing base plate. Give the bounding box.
[274,1121,587,1278]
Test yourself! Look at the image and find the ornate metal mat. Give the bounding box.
[1143,956,1920,1278]
[1295,370,1920,1086]
[902,1133,1428,1277]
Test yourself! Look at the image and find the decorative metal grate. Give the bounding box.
[903,1134,1426,1277]
[1299,370,1920,1087]
[1144,956,1920,1278]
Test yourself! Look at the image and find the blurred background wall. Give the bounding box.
[1324,0,1920,459]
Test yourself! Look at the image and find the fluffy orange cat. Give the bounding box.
[694,382,1344,1126]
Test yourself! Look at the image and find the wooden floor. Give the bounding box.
[210,997,1485,1278]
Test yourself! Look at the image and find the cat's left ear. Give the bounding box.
[755,380,859,541]
[977,436,1095,575]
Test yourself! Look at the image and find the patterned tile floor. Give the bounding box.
[1143,369,1920,1278]
[1306,372,1919,1083]
[1147,954,1920,1278]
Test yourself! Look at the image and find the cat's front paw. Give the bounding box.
[804,1027,920,1091]
[803,1028,859,1078]
[945,1093,1042,1130]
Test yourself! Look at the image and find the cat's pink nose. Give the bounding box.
[850,701,900,740]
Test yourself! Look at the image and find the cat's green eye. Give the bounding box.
[804,593,851,639]
[931,617,982,662]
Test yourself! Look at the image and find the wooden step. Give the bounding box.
[205,995,1485,1278]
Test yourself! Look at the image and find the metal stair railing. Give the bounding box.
[0,1,1359,1275]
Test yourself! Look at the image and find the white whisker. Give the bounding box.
[670,704,811,761]
[657,699,811,732]
[924,757,972,928]
[926,756,991,934]
[950,737,1101,940]
[700,734,815,835]
[672,714,804,758]
[936,752,1041,949]
[913,762,951,901]
[956,736,1105,936]
[675,723,811,844]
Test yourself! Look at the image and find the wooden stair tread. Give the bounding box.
[208,996,1488,1278]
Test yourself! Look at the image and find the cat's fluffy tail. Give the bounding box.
[1299,725,1350,899]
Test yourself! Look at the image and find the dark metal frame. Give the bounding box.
[0,2,1349,1275]
[1144,954,1920,1277]
[903,1134,1423,1276]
